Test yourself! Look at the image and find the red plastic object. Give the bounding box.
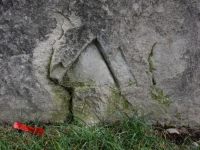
[13,122,44,135]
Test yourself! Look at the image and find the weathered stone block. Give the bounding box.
[0,0,200,127]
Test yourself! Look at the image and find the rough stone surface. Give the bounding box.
[0,0,200,127]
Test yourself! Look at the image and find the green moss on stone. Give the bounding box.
[62,73,95,88]
[73,100,91,123]
[150,86,173,107]
[46,49,54,79]
[50,85,71,122]
[106,87,133,116]
[43,48,70,122]
[72,86,134,124]
[72,87,100,123]
[125,79,135,86]
[175,113,182,120]
[148,43,156,73]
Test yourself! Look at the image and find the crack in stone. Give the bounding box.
[148,43,157,85]
[48,16,74,122]
[147,43,173,106]
[58,20,65,40]
[48,20,64,80]
[55,11,75,27]
[60,84,74,123]
[47,16,135,123]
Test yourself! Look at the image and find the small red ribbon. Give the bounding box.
[13,122,44,135]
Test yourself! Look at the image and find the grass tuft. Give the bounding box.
[0,114,198,150]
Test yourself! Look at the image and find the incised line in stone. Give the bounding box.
[48,20,136,121]
[94,38,120,88]
[118,46,138,86]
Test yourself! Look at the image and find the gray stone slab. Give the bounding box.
[0,0,200,127]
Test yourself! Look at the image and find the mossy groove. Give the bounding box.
[148,43,157,85]
[147,43,173,106]
[150,86,173,107]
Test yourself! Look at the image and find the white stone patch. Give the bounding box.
[155,4,165,13]
[177,18,185,24]
[153,39,187,81]
[66,43,115,86]
[166,128,180,134]
[133,3,139,10]
[102,4,114,16]
[69,12,82,27]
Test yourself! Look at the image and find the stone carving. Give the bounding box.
[0,0,200,127]
[32,11,135,124]
[51,38,135,124]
